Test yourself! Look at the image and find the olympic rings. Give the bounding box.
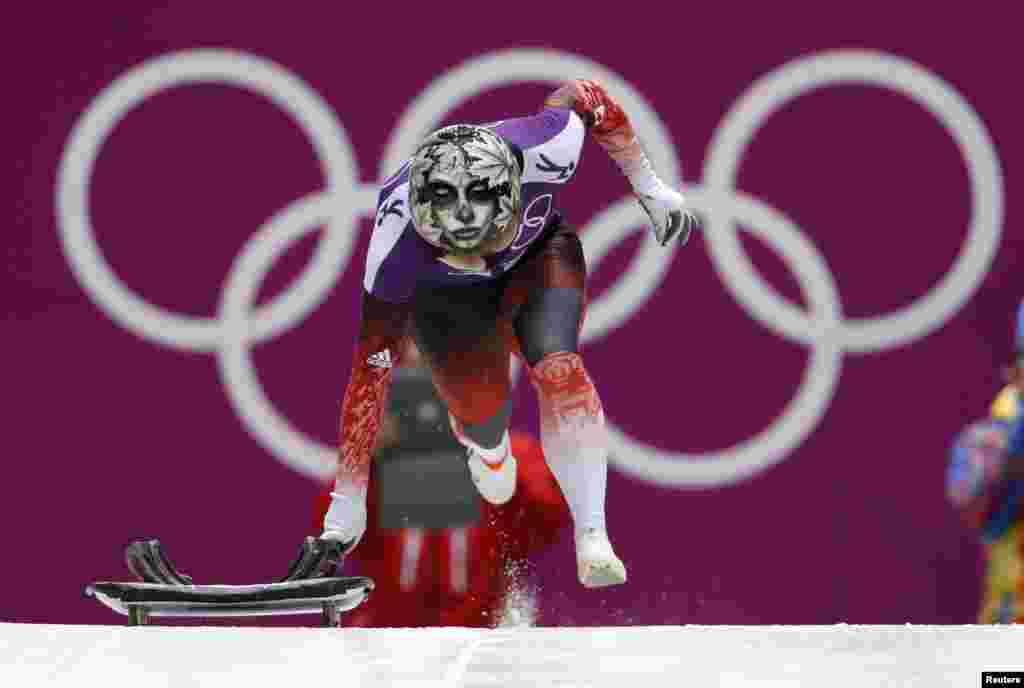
[56,48,1003,486]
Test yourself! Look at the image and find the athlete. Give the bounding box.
[947,299,1024,622]
[320,80,699,588]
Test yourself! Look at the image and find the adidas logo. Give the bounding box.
[366,349,393,369]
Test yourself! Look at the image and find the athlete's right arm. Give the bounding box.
[336,291,410,489]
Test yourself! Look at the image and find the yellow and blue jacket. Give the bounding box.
[978,385,1022,624]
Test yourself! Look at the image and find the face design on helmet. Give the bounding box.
[423,167,500,251]
[409,124,521,255]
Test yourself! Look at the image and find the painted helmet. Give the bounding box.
[408,124,521,253]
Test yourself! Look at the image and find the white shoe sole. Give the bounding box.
[578,558,628,588]
[468,453,517,505]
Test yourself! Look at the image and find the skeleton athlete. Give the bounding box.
[322,80,699,587]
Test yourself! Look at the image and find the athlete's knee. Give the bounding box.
[528,352,603,421]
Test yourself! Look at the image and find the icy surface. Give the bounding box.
[2,623,1022,687]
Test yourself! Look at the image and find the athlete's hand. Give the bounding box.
[635,182,699,246]
[321,491,367,553]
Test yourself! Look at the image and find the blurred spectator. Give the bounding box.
[947,299,1023,623]
[312,341,570,627]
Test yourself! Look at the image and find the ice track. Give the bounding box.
[3,623,1022,686]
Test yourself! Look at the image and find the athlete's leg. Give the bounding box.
[503,223,625,587]
[411,282,511,448]
[410,283,517,504]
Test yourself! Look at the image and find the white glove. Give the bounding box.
[323,490,367,550]
[635,181,699,247]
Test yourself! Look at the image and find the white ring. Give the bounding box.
[579,196,680,346]
[603,186,845,486]
[704,50,1003,351]
[55,49,360,351]
[217,192,340,478]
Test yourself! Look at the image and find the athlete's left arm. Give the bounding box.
[544,79,699,245]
